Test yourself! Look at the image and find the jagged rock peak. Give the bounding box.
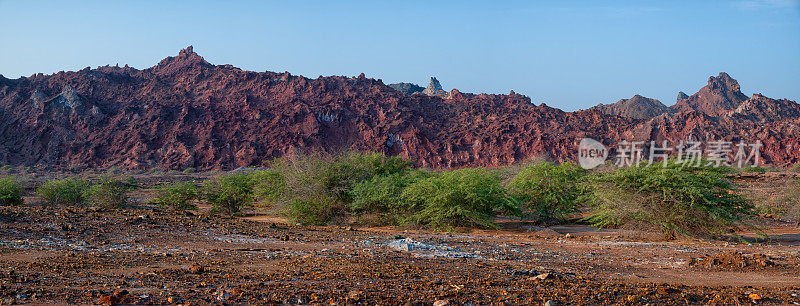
[677,91,689,103]
[670,72,748,117]
[422,77,447,97]
[153,45,211,74]
[707,72,741,92]
[426,77,442,91]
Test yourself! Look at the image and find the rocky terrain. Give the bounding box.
[2,171,800,305]
[0,47,798,171]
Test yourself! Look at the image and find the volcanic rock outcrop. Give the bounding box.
[0,47,798,170]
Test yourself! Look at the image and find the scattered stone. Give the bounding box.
[188,264,205,274]
[529,273,552,281]
[433,299,450,306]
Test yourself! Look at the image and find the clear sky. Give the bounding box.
[1,0,798,111]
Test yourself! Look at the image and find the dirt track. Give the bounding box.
[2,203,800,305]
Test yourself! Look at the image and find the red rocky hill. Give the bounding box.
[0,47,798,170]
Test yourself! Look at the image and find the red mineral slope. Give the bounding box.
[0,47,798,170]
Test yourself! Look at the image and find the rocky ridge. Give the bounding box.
[0,47,798,170]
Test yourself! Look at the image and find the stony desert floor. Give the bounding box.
[0,173,799,305]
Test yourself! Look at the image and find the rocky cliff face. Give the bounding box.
[590,95,673,119]
[0,47,797,170]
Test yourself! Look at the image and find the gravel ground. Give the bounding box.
[1,204,800,305]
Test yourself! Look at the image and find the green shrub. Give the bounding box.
[317,152,412,203]
[0,165,15,174]
[271,152,413,224]
[151,182,199,210]
[37,177,90,206]
[203,173,255,215]
[0,177,23,206]
[401,168,520,230]
[288,196,346,225]
[251,169,286,206]
[582,161,755,239]
[182,167,197,174]
[349,169,431,225]
[508,161,586,223]
[84,178,131,209]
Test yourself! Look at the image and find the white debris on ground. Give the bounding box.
[386,237,482,259]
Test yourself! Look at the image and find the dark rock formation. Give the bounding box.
[677,91,689,103]
[590,95,673,119]
[388,82,424,95]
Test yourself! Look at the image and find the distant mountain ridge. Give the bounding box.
[0,47,798,170]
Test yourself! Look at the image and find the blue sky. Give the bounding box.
[1,0,798,111]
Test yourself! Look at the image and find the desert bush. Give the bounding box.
[317,152,412,203]
[37,177,90,206]
[151,182,199,210]
[203,173,255,215]
[508,161,586,223]
[0,177,23,206]
[84,177,132,209]
[348,169,431,225]
[288,196,345,225]
[251,169,286,206]
[582,161,755,239]
[751,179,800,220]
[785,180,800,224]
[270,152,413,224]
[401,168,520,229]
